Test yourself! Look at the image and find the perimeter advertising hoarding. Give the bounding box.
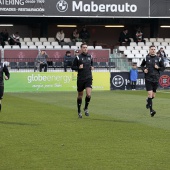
[5,72,110,92]
[111,72,170,90]
[0,0,149,17]
[150,0,170,17]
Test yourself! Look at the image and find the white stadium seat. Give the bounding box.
[130,42,137,46]
[24,37,31,42]
[40,37,47,42]
[127,46,134,50]
[48,37,55,42]
[32,37,39,42]
[138,42,145,46]
[118,46,126,51]
[126,53,134,58]
[149,38,156,42]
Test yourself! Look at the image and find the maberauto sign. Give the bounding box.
[0,0,149,17]
[45,0,149,17]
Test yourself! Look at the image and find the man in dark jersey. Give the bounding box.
[140,45,165,117]
[0,61,10,111]
[72,43,94,118]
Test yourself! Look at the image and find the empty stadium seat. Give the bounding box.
[137,42,145,46]
[166,46,170,50]
[54,45,62,49]
[127,46,134,50]
[46,45,53,49]
[118,46,126,51]
[88,46,94,49]
[12,45,20,49]
[140,50,148,55]
[32,37,39,42]
[62,45,70,49]
[143,38,149,42]
[71,46,78,49]
[164,38,170,43]
[95,46,102,49]
[21,45,29,49]
[4,45,11,49]
[10,62,18,69]
[134,46,142,50]
[76,42,82,49]
[21,42,26,46]
[29,45,37,49]
[35,42,42,46]
[149,38,156,42]
[43,42,51,46]
[157,38,164,42]
[124,50,131,55]
[145,42,152,46]
[135,53,143,58]
[161,42,168,46]
[48,37,55,42]
[126,53,134,58]
[26,42,34,46]
[20,38,23,42]
[130,42,137,46]
[24,37,31,42]
[142,46,149,50]
[51,42,59,46]
[18,62,27,69]
[132,50,139,54]
[40,37,47,42]
[153,42,161,46]
[64,38,71,43]
[38,45,45,49]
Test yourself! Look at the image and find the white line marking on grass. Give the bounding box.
[157,91,170,94]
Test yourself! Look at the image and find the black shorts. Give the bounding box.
[77,78,92,92]
[145,80,158,92]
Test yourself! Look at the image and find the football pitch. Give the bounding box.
[0,90,169,170]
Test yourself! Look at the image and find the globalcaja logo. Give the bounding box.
[112,75,124,87]
[56,0,68,12]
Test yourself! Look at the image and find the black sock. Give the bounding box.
[148,98,152,112]
[77,98,82,113]
[84,96,91,110]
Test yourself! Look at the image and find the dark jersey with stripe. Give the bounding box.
[140,55,165,82]
[72,52,93,80]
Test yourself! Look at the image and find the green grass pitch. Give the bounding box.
[0,90,170,170]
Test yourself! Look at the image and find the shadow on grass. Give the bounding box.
[0,121,40,126]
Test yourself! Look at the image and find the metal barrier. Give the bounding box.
[3,57,132,72]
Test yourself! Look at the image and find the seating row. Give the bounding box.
[1,45,102,50]
[124,49,170,56]
[130,38,170,43]
[129,42,170,47]
[119,45,167,51]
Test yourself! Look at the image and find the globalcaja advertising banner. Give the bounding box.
[0,0,149,17]
[4,72,110,92]
[111,72,170,90]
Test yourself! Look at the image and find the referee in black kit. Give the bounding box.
[72,43,94,118]
[140,45,165,117]
[0,61,10,111]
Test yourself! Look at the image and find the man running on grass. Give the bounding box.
[72,43,94,118]
[140,45,165,117]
